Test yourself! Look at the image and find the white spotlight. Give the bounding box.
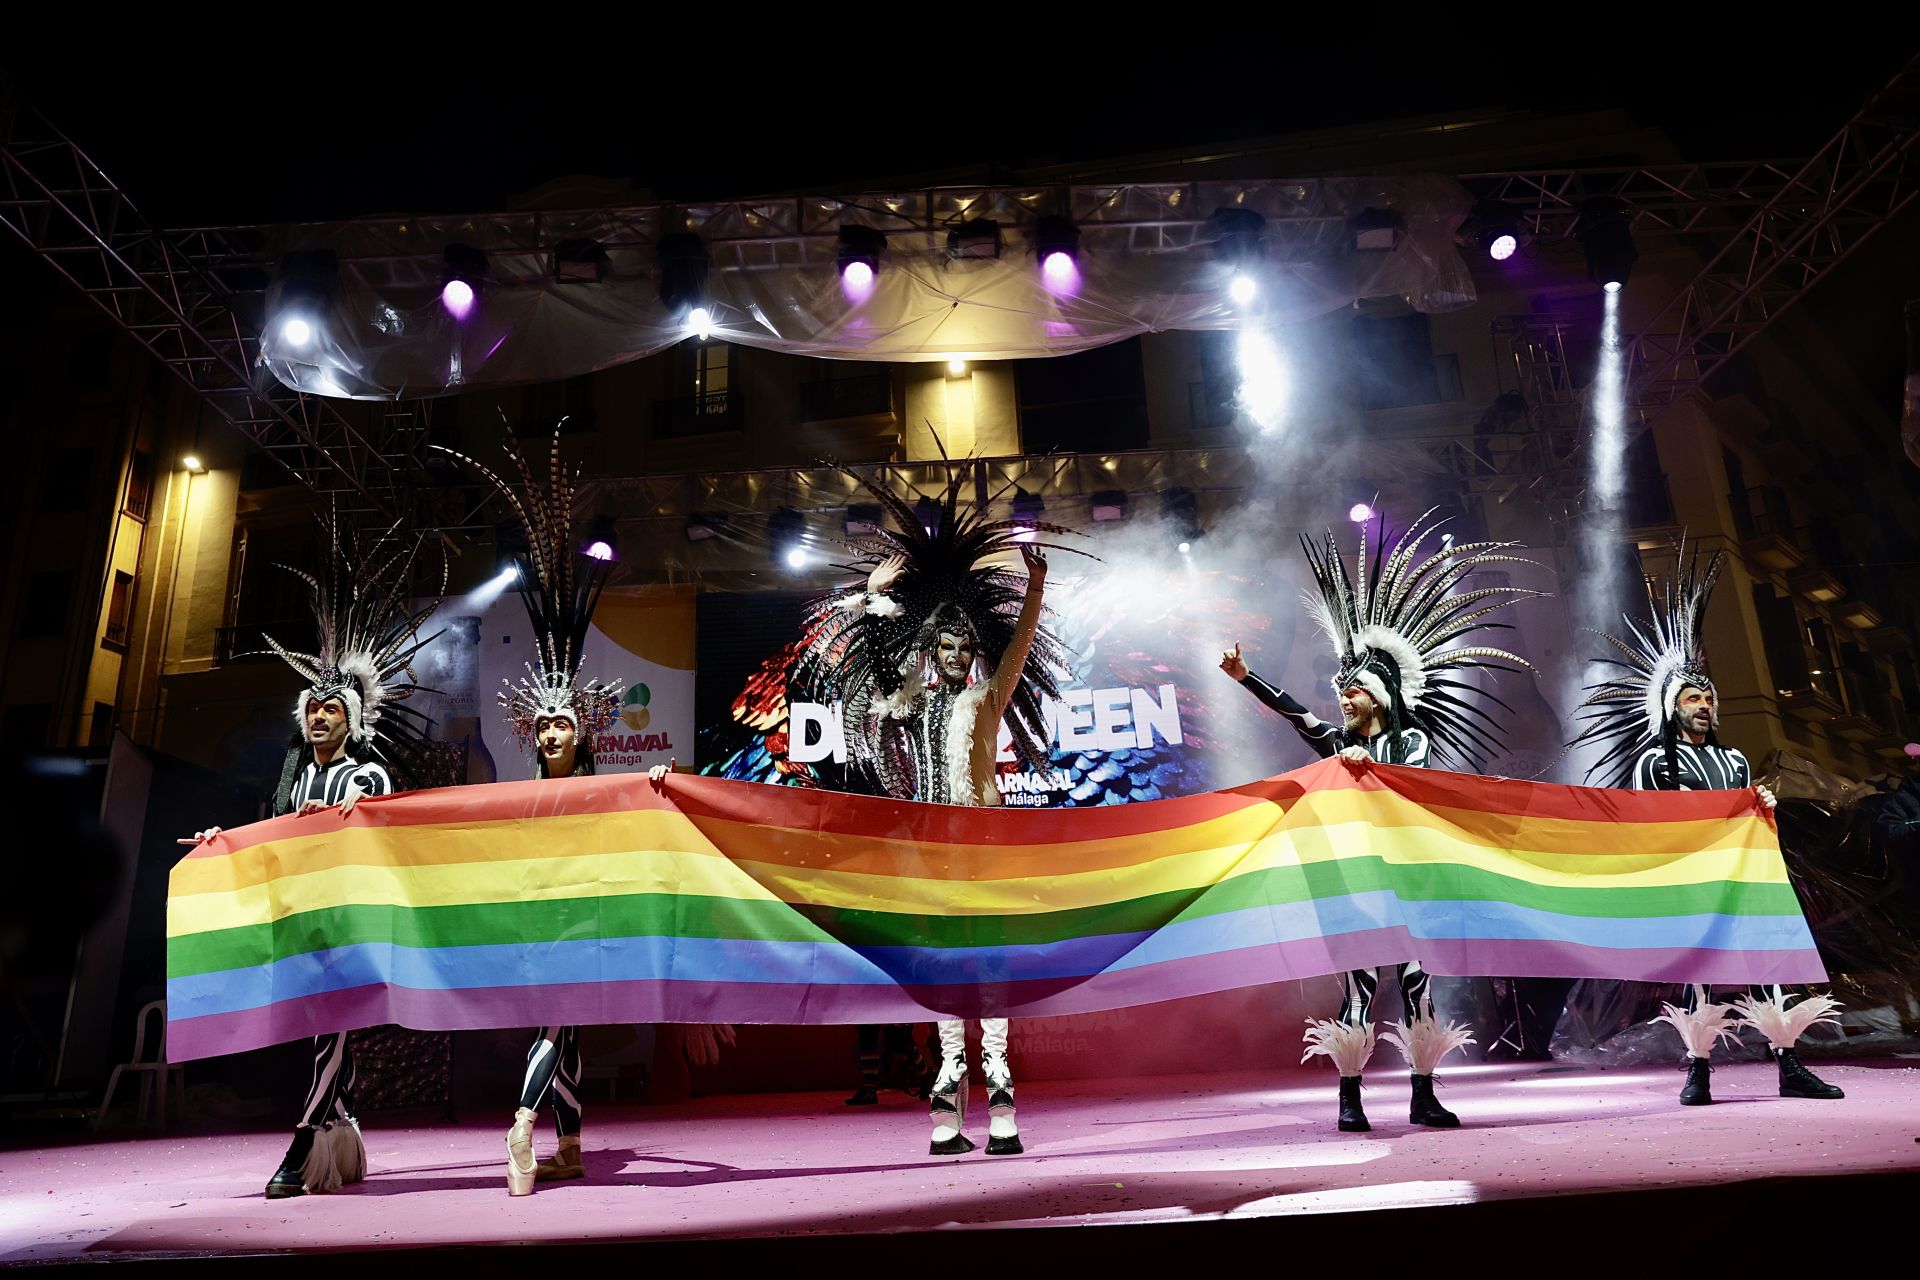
[1234,327,1290,434]
[784,546,808,570]
[947,358,969,377]
[282,317,313,347]
[1178,541,1192,555]
[1602,280,1623,295]
[1228,274,1257,306]
[1348,502,1374,524]
[466,565,522,610]
[688,306,714,339]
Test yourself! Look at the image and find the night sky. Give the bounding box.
[5,37,1916,422]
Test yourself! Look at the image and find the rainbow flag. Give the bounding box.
[165,758,1823,1062]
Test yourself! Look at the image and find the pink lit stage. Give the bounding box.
[5,1058,1917,1265]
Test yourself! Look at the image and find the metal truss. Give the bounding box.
[0,85,408,520]
[1619,54,1920,416]
[4,59,1916,526]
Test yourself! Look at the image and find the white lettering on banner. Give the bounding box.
[787,684,1183,763]
[1057,689,1096,745]
[594,732,678,767]
[1092,687,1134,749]
[1132,684,1183,747]
[789,702,847,764]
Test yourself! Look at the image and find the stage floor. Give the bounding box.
[4,1058,1916,1263]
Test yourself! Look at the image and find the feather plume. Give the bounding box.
[792,445,1088,790]
[1298,508,1540,769]
[434,420,624,758]
[1301,1018,1377,1076]
[1651,996,1742,1059]
[1382,1015,1477,1074]
[1734,991,1842,1051]
[297,1118,365,1195]
[1570,535,1723,785]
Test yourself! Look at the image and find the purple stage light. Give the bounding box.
[1043,250,1075,280]
[1488,233,1518,261]
[584,541,615,562]
[441,278,475,318]
[840,258,875,303]
[1348,502,1374,523]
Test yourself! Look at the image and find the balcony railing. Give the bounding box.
[1732,486,1803,570]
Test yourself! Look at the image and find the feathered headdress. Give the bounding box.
[792,461,1082,782]
[1571,537,1723,786]
[1300,508,1539,769]
[261,508,446,761]
[433,424,624,757]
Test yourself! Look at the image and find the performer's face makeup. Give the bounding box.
[936,629,975,685]
[305,698,349,749]
[1677,686,1715,738]
[536,716,577,762]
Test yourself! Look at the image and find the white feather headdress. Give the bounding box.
[1300,508,1539,768]
[1572,537,1723,786]
[434,422,624,758]
[262,509,446,754]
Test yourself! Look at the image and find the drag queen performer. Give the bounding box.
[436,429,630,1194]
[794,467,1077,1155]
[1571,539,1844,1106]
[188,515,444,1198]
[1221,511,1538,1131]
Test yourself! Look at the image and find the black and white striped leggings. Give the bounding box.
[519,1025,583,1137]
[1338,962,1434,1027]
[298,1032,357,1128]
[1683,983,1783,1012]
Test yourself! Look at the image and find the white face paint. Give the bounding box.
[536,715,578,774]
[935,629,975,686]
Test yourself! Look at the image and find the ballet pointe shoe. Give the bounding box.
[506,1107,538,1196]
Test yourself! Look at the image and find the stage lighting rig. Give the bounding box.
[837,225,887,290]
[273,249,338,349]
[658,232,713,332]
[441,244,488,318]
[1034,215,1081,281]
[1577,197,1637,293]
[946,219,1003,260]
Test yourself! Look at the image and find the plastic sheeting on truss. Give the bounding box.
[259,177,1476,401]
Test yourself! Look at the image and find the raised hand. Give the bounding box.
[1219,643,1248,681]
[1019,543,1047,581]
[867,554,907,595]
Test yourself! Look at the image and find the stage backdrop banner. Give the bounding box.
[476,585,696,777]
[164,758,1823,1062]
